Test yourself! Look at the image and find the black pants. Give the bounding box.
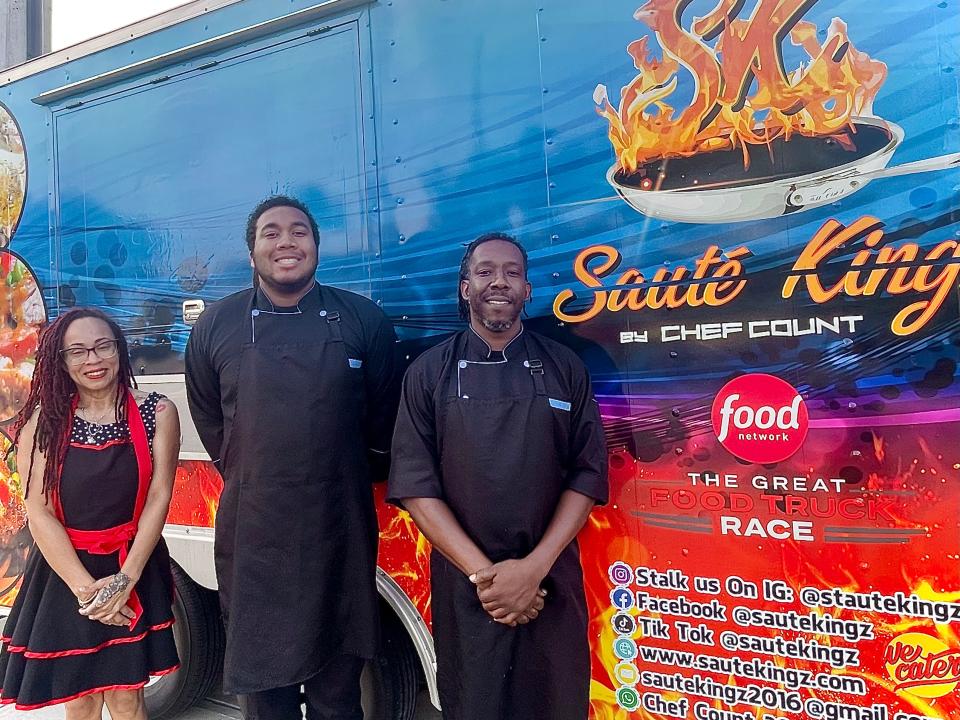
[238,654,365,720]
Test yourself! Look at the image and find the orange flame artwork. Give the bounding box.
[167,461,224,528]
[577,417,960,719]
[595,0,888,174]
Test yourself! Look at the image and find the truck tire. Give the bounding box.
[361,607,421,720]
[144,561,225,719]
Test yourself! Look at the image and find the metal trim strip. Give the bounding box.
[30,0,368,104]
[2,0,242,85]
[375,568,440,709]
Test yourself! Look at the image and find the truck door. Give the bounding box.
[46,15,378,383]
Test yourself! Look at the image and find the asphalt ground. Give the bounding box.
[0,699,244,720]
[0,688,440,719]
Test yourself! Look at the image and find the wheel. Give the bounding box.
[144,561,225,719]
[360,607,421,720]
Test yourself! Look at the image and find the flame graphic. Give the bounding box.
[167,461,223,527]
[374,483,433,624]
[595,0,888,173]
[578,413,960,719]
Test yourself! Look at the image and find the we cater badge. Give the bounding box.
[711,374,809,463]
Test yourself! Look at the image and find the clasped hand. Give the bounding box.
[470,559,546,627]
[76,574,136,628]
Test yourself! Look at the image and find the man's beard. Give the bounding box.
[256,261,316,297]
[261,274,314,294]
[481,317,514,332]
[470,297,521,333]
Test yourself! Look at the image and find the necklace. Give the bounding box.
[78,405,114,444]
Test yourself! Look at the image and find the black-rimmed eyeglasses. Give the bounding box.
[60,340,119,367]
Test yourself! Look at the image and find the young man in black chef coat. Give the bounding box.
[387,233,608,720]
[185,196,397,720]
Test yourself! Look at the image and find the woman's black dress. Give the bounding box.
[0,391,179,709]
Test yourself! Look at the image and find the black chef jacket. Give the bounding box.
[387,326,607,720]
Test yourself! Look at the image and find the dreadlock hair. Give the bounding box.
[457,232,529,322]
[9,307,135,501]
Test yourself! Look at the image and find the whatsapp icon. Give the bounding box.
[616,686,640,711]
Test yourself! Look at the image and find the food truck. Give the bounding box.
[0,0,958,717]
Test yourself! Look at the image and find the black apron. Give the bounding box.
[432,333,590,720]
[215,291,379,694]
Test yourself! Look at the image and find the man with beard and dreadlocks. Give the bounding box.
[387,232,608,720]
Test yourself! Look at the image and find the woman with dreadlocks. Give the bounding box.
[0,307,180,717]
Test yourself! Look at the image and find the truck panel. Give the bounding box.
[0,1,958,718]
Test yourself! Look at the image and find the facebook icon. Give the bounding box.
[610,587,634,610]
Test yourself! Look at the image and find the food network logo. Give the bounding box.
[711,374,809,463]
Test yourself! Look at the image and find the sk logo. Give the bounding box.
[616,686,640,712]
[614,661,639,686]
[608,561,633,586]
[610,587,634,610]
[613,637,638,661]
[612,612,636,636]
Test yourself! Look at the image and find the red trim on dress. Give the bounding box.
[0,663,180,710]
[1,619,174,657]
[69,438,131,451]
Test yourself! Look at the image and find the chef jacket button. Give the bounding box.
[462,395,469,399]
[251,309,260,317]
[523,360,530,367]
[458,360,467,368]
[320,310,328,317]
